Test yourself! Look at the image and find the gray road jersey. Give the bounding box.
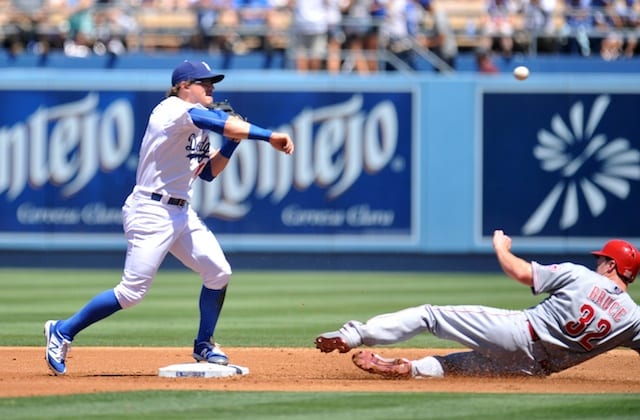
[524,262,640,371]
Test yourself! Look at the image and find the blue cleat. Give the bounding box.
[44,320,71,376]
[193,339,229,365]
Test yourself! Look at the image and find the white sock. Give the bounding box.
[411,356,444,378]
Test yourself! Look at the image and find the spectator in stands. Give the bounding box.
[560,0,595,56]
[93,0,139,56]
[621,0,640,57]
[193,0,292,58]
[0,1,13,51]
[2,2,18,54]
[600,29,623,59]
[475,46,500,73]
[323,0,344,72]
[62,0,98,57]
[521,0,559,54]
[595,0,639,57]
[5,0,59,55]
[235,0,276,53]
[481,0,520,58]
[378,0,421,71]
[192,0,244,53]
[290,0,329,72]
[341,0,382,74]
[191,0,218,51]
[416,0,458,71]
[591,0,616,53]
[261,1,293,68]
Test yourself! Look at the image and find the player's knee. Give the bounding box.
[114,272,153,309]
[114,285,147,309]
[202,261,232,289]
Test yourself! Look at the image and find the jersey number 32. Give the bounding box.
[564,304,611,351]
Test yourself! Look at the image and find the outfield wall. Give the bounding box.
[0,68,638,262]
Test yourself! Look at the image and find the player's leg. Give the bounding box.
[45,287,124,374]
[315,305,430,353]
[113,199,178,309]
[325,304,538,377]
[318,305,440,377]
[54,241,167,344]
[45,198,174,375]
[171,209,231,364]
[321,304,530,351]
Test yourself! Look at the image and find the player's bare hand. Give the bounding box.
[269,132,294,155]
[493,229,512,252]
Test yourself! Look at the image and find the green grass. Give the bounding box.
[2,268,639,419]
[0,269,546,348]
[2,391,640,419]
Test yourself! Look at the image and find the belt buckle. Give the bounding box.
[168,197,186,207]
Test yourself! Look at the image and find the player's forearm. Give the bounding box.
[223,118,273,142]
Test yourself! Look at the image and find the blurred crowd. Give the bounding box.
[1,0,639,73]
[479,0,640,61]
[1,0,139,57]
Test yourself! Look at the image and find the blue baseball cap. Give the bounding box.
[171,60,225,86]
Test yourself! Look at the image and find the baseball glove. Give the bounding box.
[209,100,247,121]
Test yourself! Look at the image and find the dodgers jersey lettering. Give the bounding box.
[136,97,228,201]
[525,262,640,371]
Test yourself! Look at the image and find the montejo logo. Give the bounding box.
[522,95,640,235]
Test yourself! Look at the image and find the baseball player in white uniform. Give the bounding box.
[44,60,294,375]
[316,230,640,378]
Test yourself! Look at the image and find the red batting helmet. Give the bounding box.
[592,239,640,283]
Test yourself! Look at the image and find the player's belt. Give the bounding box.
[150,192,187,207]
[527,321,540,341]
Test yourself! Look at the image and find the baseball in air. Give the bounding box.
[513,66,530,81]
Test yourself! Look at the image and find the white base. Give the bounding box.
[158,363,249,378]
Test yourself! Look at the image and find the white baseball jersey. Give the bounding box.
[135,96,226,201]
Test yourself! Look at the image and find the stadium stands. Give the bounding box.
[1,0,639,72]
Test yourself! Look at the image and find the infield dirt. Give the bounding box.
[2,347,639,397]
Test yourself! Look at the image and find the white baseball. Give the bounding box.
[513,66,530,81]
